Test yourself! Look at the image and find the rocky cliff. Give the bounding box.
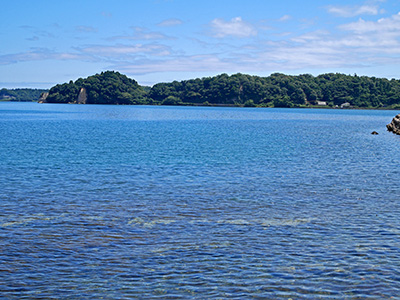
[77,88,87,104]
[387,114,400,135]
[38,92,49,103]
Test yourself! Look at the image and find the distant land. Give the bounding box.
[0,88,48,102]
[6,71,400,109]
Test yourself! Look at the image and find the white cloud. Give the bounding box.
[333,12,400,52]
[115,55,237,75]
[0,49,90,65]
[327,4,380,17]
[261,12,400,71]
[0,42,174,67]
[157,18,183,27]
[4,10,400,81]
[210,17,257,38]
[340,12,400,32]
[110,27,173,41]
[79,43,171,57]
[279,15,292,22]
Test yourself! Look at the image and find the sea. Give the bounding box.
[1,102,400,299]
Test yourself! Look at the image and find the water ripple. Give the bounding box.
[1,104,400,298]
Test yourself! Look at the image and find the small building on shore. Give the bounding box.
[341,102,351,108]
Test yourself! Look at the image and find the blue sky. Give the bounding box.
[1,0,400,88]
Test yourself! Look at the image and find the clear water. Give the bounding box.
[1,102,400,299]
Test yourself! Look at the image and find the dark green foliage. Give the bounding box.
[148,72,400,108]
[43,70,400,108]
[243,99,256,107]
[0,88,48,102]
[46,71,146,105]
[161,96,182,105]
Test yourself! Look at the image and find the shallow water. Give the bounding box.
[1,102,400,299]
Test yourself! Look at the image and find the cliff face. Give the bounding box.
[77,88,87,104]
[38,92,49,103]
[387,114,400,135]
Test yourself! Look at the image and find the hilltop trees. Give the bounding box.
[43,71,400,108]
[149,72,400,108]
[45,71,147,105]
[0,88,48,102]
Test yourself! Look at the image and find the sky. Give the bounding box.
[1,0,400,88]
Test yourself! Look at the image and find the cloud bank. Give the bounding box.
[210,17,257,38]
[327,4,381,17]
[2,3,400,85]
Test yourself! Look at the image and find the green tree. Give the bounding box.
[161,96,182,105]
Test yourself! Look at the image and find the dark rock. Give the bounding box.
[387,114,400,135]
[371,131,379,135]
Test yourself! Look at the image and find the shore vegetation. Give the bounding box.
[13,71,400,109]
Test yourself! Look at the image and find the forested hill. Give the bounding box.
[44,71,400,109]
[0,88,48,102]
[45,71,147,105]
[149,73,400,108]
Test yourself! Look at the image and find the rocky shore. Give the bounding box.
[387,114,400,135]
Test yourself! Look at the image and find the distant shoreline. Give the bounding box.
[41,71,400,110]
[22,100,398,110]
[4,70,400,111]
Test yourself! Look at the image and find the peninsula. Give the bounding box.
[41,71,400,109]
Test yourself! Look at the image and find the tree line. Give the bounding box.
[45,71,147,105]
[149,72,400,108]
[41,71,400,108]
[0,88,48,102]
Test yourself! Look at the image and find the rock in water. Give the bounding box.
[387,114,400,135]
[371,131,378,135]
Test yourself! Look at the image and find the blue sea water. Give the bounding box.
[1,102,400,299]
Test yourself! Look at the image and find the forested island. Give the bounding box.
[0,88,48,102]
[38,71,400,109]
